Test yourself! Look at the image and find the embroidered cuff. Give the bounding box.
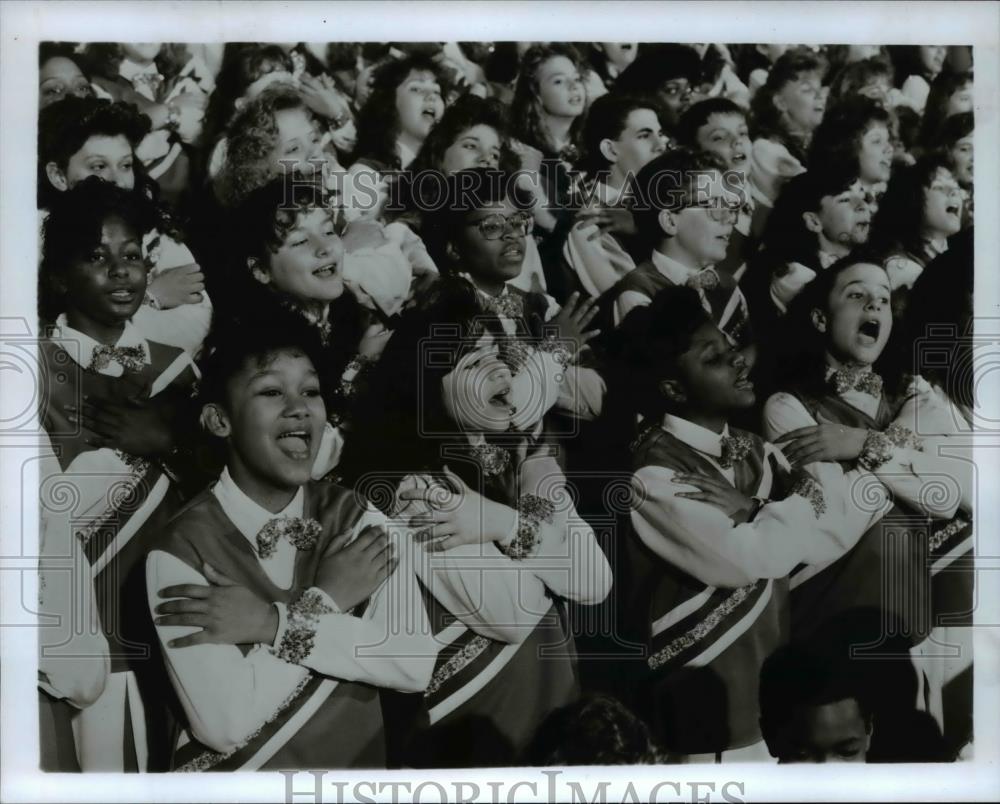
[858,429,895,471]
[537,336,572,368]
[499,494,556,560]
[271,588,335,665]
[790,476,827,518]
[884,422,924,452]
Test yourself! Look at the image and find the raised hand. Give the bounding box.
[549,292,601,359]
[775,424,868,466]
[673,472,754,523]
[400,468,516,552]
[155,563,277,648]
[147,263,205,308]
[314,524,397,611]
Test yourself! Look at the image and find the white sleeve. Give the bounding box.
[146,550,310,754]
[132,298,212,356]
[275,508,436,692]
[614,290,650,327]
[38,469,109,708]
[630,461,879,589]
[394,474,610,643]
[556,364,606,421]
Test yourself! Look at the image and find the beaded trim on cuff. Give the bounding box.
[790,475,827,518]
[884,422,924,451]
[858,429,895,471]
[271,589,333,666]
[499,494,556,560]
[537,336,571,368]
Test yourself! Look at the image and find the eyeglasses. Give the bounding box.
[466,211,535,240]
[680,200,740,224]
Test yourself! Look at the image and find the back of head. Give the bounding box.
[524,694,662,765]
[616,43,701,94]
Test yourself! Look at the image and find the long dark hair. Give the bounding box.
[772,253,909,399]
[808,95,892,179]
[749,47,827,161]
[511,43,587,158]
[869,153,954,263]
[343,277,520,506]
[352,53,450,171]
[919,70,973,149]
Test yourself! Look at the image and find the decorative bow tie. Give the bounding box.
[469,443,511,478]
[718,434,753,469]
[256,517,322,560]
[686,268,720,291]
[88,344,148,374]
[829,366,883,398]
[482,291,524,319]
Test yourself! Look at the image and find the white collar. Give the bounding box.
[661,412,731,459]
[53,314,150,375]
[817,249,840,270]
[397,139,418,170]
[213,466,305,549]
[650,249,705,285]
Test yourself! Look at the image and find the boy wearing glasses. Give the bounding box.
[423,168,606,422]
[604,149,752,347]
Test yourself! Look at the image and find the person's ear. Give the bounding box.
[234,96,247,111]
[599,137,619,165]
[657,208,678,238]
[772,92,789,115]
[445,241,460,262]
[249,257,270,285]
[810,307,828,334]
[802,210,823,234]
[659,378,686,405]
[45,162,69,193]
[200,403,232,438]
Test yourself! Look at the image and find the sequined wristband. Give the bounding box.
[790,475,827,518]
[499,494,556,560]
[271,589,334,665]
[884,422,924,451]
[537,336,571,368]
[857,429,895,471]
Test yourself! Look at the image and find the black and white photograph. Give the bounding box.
[1,2,998,802]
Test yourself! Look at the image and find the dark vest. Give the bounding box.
[157,482,388,770]
[629,425,789,753]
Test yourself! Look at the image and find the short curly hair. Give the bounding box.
[219,83,310,207]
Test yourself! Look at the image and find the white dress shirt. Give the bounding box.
[630,413,881,589]
[146,468,436,754]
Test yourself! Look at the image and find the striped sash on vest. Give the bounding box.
[630,425,788,752]
[155,483,387,771]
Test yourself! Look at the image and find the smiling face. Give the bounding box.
[773,698,872,764]
[950,133,973,186]
[441,333,516,434]
[395,69,444,144]
[923,167,963,239]
[536,55,585,119]
[673,322,756,417]
[815,262,892,366]
[49,134,136,192]
[774,71,826,133]
[269,107,329,180]
[39,56,93,108]
[857,123,893,184]
[442,124,502,173]
[58,215,147,343]
[452,197,529,290]
[219,349,326,499]
[254,207,345,304]
[605,108,669,177]
[695,112,750,174]
[810,180,872,252]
